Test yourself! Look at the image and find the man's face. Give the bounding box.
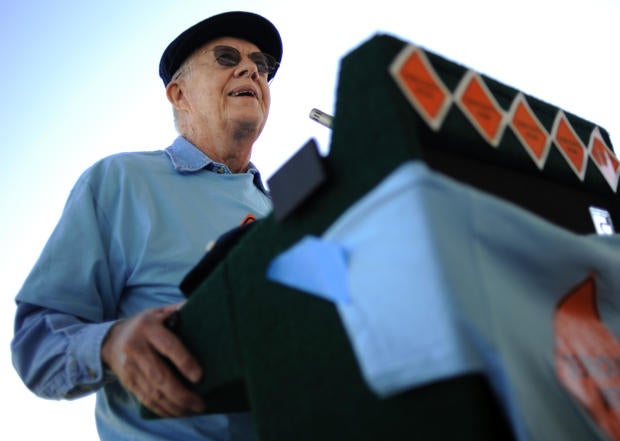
[173,36,272,142]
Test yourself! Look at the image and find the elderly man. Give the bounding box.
[11,11,282,441]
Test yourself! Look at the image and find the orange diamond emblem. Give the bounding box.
[390,45,452,131]
[509,93,551,169]
[455,71,506,147]
[589,128,619,192]
[552,111,588,180]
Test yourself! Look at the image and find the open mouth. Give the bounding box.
[228,88,257,98]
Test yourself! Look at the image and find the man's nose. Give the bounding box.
[234,57,259,79]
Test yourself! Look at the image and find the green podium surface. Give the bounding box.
[144,34,619,441]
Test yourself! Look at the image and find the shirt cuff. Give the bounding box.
[67,320,117,397]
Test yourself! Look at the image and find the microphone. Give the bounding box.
[309,108,333,129]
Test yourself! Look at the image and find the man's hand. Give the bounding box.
[101,303,206,417]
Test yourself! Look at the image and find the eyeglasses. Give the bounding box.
[206,45,279,77]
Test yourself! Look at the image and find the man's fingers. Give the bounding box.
[147,327,203,383]
[133,368,204,418]
[145,307,203,383]
[135,346,206,415]
[101,304,206,417]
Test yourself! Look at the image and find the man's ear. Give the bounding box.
[166,81,186,110]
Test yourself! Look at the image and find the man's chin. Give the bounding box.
[232,119,262,142]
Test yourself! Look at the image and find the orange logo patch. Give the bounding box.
[555,274,620,440]
[240,214,257,225]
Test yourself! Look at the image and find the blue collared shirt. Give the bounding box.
[11,136,272,441]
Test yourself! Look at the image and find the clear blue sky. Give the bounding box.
[2,0,619,439]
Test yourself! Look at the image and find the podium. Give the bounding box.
[150,34,620,441]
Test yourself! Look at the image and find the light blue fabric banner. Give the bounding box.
[267,160,620,441]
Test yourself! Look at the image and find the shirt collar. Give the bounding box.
[165,136,212,172]
[164,136,269,195]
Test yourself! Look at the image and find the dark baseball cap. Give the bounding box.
[159,11,283,86]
